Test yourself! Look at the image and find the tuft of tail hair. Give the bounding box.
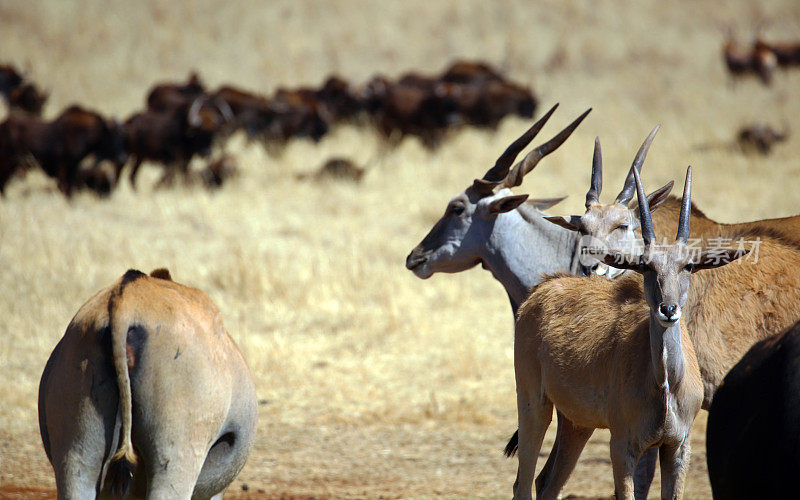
[106,448,138,498]
[504,430,519,457]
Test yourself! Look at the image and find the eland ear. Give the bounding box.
[646,180,674,212]
[488,194,529,214]
[694,249,750,271]
[602,252,642,272]
[528,195,568,211]
[544,215,582,232]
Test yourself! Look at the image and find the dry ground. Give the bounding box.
[1,1,800,498]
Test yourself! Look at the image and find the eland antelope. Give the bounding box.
[406,105,665,498]
[405,103,591,313]
[540,129,800,497]
[513,166,742,500]
[38,269,257,499]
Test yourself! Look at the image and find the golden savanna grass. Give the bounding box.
[1,1,799,497]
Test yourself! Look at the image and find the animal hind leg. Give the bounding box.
[128,157,143,189]
[514,388,553,500]
[633,447,658,500]
[536,414,594,500]
[533,411,563,493]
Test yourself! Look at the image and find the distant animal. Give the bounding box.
[370,72,453,146]
[295,157,365,182]
[75,159,118,197]
[123,97,230,188]
[706,319,800,499]
[439,60,506,85]
[269,87,331,142]
[0,105,127,197]
[755,38,800,67]
[513,166,740,499]
[314,76,362,122]
[7,82,48,116]
[0,63,48,116]
[38,268,257,499]
[211,85,275,139]
[146,71,206,112]
[199,154,237,188]
[737,123,789,155]
[722,36,777,84]
[0,64,24,96]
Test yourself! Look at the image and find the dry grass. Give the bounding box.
[1,0,799,498]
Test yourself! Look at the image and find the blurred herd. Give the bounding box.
[0,60,537,198]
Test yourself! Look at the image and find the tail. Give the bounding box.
[504,429,519,458]
[105,270,145,497]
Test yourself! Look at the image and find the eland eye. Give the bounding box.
[452,204,465,215]
[684,263,695,272]
[615,224,629,232]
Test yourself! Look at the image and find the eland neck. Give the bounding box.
[648,311,686,393]
[483,203,581,314]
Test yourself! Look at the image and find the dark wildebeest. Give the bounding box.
[295,157,365,183]
[211,85,274,139]
[439,60,505,85]
[737,123,789,155]
[0,105,126,197]
[368,72,454,147]
[124,97,229,188]
[7,82,48,116]
[269,87,331,142]
[723,37,777,84]
[706,319,800,499]
[0,64,23,97]
[0,64,48,116]
[755,38,800,67]
[146,71,206,112]
[199,154,237,188]
[314,76,362,122]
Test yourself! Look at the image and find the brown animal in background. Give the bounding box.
[755,38,800,67]
[295,157,365,183]
[722,37,777,84]
[737,123,789,155]
[124,97,229,188]
[211,85,275,139]
[199,154,237,188]
[7,82,48,116]
[315,76,362,122]
[370,72,453,146]
[269,87,331,142]
[146,71,206,112]
[0,105,126,197]
[0,63,48,116]
[439,60,506,85]
[0,64,23,96]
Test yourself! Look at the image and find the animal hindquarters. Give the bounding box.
[38,326,126,499]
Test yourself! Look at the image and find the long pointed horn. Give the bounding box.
[479,103,559,183]
[499,107,592,189]
[632,166,655,245]
[215,96,235,123]
[585,136,602,207]
[676,165,692,243]
[615,125,660,205]
[188,96,205,127]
